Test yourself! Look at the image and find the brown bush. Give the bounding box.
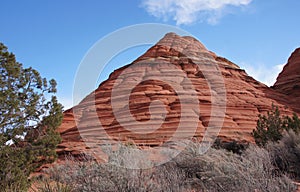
[38,142,297,192]
[268,130,300,180]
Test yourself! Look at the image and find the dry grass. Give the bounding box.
[37,141,297,192]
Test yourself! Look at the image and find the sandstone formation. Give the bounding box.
[273,48,300,113]
[56,33,299,159]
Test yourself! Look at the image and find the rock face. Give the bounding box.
[56,33,299,159]
[273,48,300,113]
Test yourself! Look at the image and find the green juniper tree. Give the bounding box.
[252,104,300,147]
[0,42,63,191]
[252,105,283,147]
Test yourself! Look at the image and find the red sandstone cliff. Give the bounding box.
[273,48,300,113]
[56,33,299,159]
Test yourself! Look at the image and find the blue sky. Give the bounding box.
[1,0,299,109]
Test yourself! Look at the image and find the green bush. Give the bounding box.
[252,105,300,147]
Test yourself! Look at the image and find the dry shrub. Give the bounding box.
[41,154,187,192]
[268,130,300,180]
[174,142,296,192]
[39,142,297,192]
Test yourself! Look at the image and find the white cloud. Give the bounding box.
[241,62,285,86]
[141,0,252,25]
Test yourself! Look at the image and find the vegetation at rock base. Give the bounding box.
[252,105,300,180]
[212,137,249,155]
[268,130,300,180]
[0,42,63,191]
[252,104,300,147]
[35,142,296,192]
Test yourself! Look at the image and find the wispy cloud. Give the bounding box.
[241,62,285,86]
[141,0,252,25]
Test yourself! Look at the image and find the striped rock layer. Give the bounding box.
[57,33,300,159]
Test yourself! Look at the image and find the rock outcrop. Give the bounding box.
[273,48,300,113]
[56,33,299,159]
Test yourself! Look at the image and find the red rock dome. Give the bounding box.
[56,33,299,159]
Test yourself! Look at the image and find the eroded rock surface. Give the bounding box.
[56,33,299,159]
[273,48,300,112]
